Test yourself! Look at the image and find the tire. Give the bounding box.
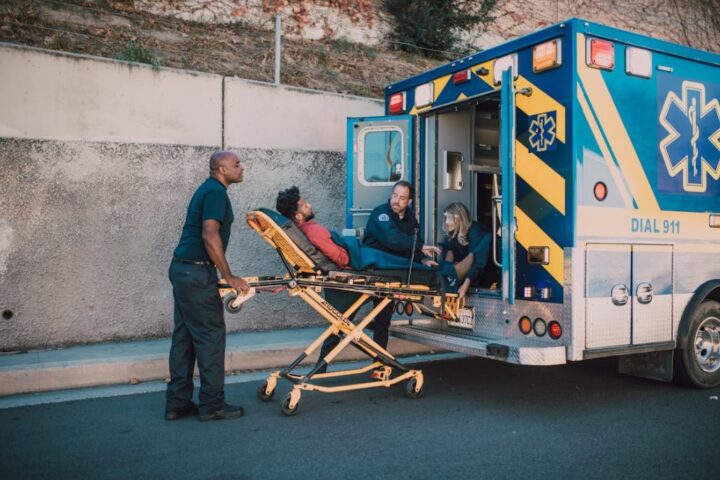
[675,299,720,388]
[223,293,243,314]
[281,393,299,416]
[257,382,275,402]
[405,378,423,399]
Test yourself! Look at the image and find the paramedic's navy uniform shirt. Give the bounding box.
[362,201,425,262]
[173,177,234,261]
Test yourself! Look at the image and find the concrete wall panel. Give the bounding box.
[224,78,382,151]
[0,139,349,349]
[0,44,222,146]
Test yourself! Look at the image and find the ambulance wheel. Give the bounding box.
[675,300,720,388]
[281,393,299,416]
[257,381,275,402]
[223,293,243,314]
[405,378,423,399]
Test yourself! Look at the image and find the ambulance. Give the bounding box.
[344,18,720,388]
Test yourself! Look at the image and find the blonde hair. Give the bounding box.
[443,202,471,246]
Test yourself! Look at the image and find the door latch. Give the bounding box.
[611,284,629,306]
[636,282,653,304]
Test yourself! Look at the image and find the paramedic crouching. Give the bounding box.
[363,180,439,351]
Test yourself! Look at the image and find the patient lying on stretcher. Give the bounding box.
[274,186,436,277]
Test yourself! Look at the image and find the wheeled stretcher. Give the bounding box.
[218,209,467,415]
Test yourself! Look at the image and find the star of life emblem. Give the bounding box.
[659,81,720,193]
[528,111,557,152]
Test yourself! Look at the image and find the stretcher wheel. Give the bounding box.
[405,378,423,399]
[257,381,275,402]
[281,393,300,416]
[223,293,243,314]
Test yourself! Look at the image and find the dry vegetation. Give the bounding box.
[0,0,444,98]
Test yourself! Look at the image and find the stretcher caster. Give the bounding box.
[281,390,301,416]
[405,377,423,399]
[257,381,276,402]
[222,292,243,314]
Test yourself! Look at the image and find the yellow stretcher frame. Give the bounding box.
[218,210,464,416]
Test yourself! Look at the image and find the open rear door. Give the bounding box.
[346,115,414,234]
[499,68,517,304]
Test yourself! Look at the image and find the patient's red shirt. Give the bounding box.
[299,220,350,268]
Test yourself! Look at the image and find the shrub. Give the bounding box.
[117,40,164,70]
[384,0,495,59]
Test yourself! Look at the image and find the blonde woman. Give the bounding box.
[439,202,492,298]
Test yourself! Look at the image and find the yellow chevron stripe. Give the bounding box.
[515,140,566,215]
[577,33,659,211]
[576,84,634,208]
[516,207,564,285]
[434,75,451,101]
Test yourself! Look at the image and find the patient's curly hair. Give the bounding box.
[276,186,301,219]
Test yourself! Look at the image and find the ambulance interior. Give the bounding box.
[424,92,502,294]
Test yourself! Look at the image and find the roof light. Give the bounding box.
[453,69,472,84]
[519,316,532,335]
[533,318,547,337]
[389,92,406,114]
[414,82,434,108]
[493,54,519,85]
[594,181,607,201]
[587,38,614,70]
[548,321,562,340]
[710,214,720,228]
[533,39,562,72]
[626,46,652,78]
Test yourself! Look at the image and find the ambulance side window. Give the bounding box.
[358,127,404,185]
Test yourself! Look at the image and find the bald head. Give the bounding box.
[209,150,244,186]
[209,150,237,172]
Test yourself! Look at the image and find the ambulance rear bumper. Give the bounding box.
[391,324,567,366]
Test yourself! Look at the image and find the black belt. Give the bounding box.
[173,256,213,266]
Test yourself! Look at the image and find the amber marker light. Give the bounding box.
[519,316,532,335]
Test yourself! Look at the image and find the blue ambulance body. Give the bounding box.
[345,19,720,387]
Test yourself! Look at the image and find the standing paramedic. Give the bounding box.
[165,151,250,422]
[362,180,439,352]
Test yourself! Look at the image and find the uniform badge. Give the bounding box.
[378,213,390,222]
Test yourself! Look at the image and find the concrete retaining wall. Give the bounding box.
[0,43,382,350]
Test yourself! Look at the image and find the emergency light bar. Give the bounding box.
[533,39,562,72]
[587,38,614,70]
[493,54,518,85]
[626,46,652,78]
[389,92,406,114]
[414,82,434,108]
[453,69,472,84]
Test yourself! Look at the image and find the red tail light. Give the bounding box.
[453,69,471,84]
[548,321,562,339]
[389,92,406,114]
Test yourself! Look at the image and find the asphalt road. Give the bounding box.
[1,356,719,480]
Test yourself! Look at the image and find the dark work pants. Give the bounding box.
[317,291,394,369]
[166,261,226,415]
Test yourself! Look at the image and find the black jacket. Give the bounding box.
[362,201,425,262]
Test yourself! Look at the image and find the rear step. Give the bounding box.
[390,324,567,366]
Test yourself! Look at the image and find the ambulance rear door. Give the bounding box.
[345,115,414,234]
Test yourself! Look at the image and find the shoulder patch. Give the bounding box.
[378,213,390,222]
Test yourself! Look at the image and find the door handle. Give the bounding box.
[611,284,629,306]
[636,282,653,304]
[491,194,502,268]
